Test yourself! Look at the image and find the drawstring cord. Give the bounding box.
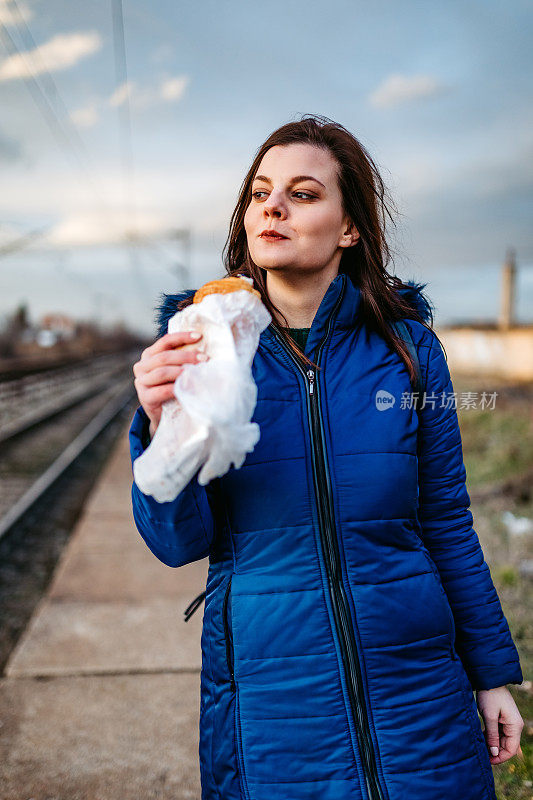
[183,590,206,622]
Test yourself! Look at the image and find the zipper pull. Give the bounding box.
[307,369,315,394]
[183,590,206,622]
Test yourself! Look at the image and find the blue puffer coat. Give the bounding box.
[129,272,523,800]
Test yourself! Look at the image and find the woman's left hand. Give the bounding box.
[476,686,524,765]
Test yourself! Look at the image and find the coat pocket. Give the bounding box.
[421,549,457,648]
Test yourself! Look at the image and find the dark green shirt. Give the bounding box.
[284,327,311,351]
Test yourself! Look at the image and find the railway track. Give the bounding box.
[0,380,134,539]
[0,351,137,443]
[0,350,139,528]
[0,353,141,671]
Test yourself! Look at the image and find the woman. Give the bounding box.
[129,115,524,800]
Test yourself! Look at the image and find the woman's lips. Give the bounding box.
[260,232,288,241]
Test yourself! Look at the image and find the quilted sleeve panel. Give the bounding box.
[129,404,214,567]
[416,331,524,692]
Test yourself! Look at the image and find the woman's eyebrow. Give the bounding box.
[253,174,326,188]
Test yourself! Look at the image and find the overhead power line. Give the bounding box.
[110,0,137,222]
[9,0,100,174]
[0,15,109,211]
[110,0,151,303]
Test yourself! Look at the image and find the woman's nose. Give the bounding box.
[263,192,286,218]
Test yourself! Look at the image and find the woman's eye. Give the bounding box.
[251,190,315,200]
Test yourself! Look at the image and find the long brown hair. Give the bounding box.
[176,113,440,386]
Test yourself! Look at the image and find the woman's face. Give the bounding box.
[244,143,359,279]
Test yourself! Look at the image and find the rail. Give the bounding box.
[0,351,136,443]
[0,379,135,541]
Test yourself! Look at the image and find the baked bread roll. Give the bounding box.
[193,275,260,304]
[133,272,271,502]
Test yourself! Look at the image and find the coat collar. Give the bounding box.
[154,275,359,352]
[155,274,431,349]
[261,272,361,358]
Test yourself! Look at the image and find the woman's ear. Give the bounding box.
[340,220,360,248]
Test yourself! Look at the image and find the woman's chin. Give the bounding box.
[252,254,291,269]
[257,261,295,274]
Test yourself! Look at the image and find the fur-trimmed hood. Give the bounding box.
[154,288,196,339]
[153,278,433,340]
[396,278,434,325]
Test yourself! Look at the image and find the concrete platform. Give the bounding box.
[1,419,208,798]
[0,673,202,800]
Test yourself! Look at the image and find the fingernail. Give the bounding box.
[490,746,499,756]
[196,352,209,361]
[190,332,201,340]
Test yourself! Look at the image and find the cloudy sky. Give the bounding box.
[0,0,531,336]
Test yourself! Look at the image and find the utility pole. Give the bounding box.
[499,247,516,330]
[170,228,191,285]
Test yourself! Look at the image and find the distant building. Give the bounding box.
[439,251,533,380]
[39,313,76,342]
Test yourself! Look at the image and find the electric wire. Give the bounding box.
[9,0,102,177]
[110,0,151,302]
[0,17,109,212]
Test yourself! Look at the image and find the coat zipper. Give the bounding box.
[222,575,236,692]
[222,574,251,800]
[272,291,386,800]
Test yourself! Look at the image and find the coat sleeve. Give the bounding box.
[416,331,523,692]
[129,404,214,567]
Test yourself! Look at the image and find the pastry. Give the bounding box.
[133,275,271,502]
[193,275,260,304]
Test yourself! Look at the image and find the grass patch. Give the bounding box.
[450,375,533,794]
[459,409,532,488]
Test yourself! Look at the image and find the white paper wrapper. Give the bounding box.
[133,281,272,502]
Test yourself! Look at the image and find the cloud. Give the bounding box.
[109,81,132,108]
[69,75,189,129]
[70,103,99,128]
[160,76,188,102]
[0,221,26,245]
[369,73,448,109]
[393,121,533,205]
[0,128,23,161]
[0,160,250,244]
[108,75,189,110]
[46,209,179,248]
[0,0,32,26]
[0,31,102,83]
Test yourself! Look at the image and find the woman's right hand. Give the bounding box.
[132,331,209,435]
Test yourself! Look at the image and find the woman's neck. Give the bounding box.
[265,265,339,328]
